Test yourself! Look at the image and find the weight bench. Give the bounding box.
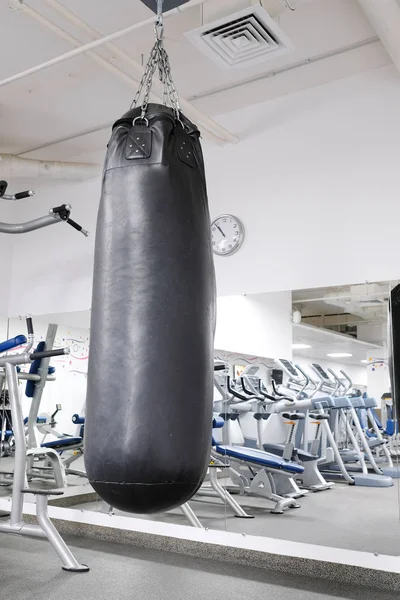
[212,414,304,513]
[214,445,304,475]
[41,437,82,450]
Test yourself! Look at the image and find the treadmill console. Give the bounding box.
[312,363,331,382]
[277,359,302,381]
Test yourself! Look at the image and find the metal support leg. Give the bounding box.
[350,407,382,475]
[209,468,253,518]
[6,363,26,526]
[35,495,89,572]
[321,420,354,484]
[367,408,393,467]
[180,503,203,528]
[26,448,67,488]
[27,324,58,450]
[341,409,367,474]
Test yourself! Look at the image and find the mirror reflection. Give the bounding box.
[215,280,398,556]
[0,280,398,557]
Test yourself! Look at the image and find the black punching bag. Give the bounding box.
[389,284,400,424]
[85,104,216,513]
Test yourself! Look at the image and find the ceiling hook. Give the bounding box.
[154,0,164,40]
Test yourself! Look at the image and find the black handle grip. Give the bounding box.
[67,218,83,232]
[0,181,8,197]
[30,348,68,360]
[26,317,34,336]
[66,217,89,237]
[227,376,257,402]
[270,379,295,402]
[214,364,226,371]
[257,379,277,401]
[14,190,33,200]
[240,376,256,397]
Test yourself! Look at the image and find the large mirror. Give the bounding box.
[216,280,398,557]
[0,310,229,530]
[0,280,398,559]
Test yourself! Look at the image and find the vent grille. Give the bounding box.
[185,6,293,69]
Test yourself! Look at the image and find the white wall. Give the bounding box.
[7,178,99,316]
[293,354,367,389]
[4,65,400,313]
[215,292,292,358]
[0,317,8,342]
[0,201,15,316]
[207,65,400,296]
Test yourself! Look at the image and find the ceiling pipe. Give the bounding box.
[3,0,238,144]
[0,155,100,180]
[357,0,400,73]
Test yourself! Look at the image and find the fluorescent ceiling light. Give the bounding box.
[292,343,311,349]
[361,359,368,364]
[327,352,353,358]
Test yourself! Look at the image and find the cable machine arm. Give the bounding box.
[0,181,89,237]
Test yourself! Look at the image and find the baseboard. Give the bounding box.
[0,495,398,591]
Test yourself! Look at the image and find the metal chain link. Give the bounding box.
[130,23,181,123]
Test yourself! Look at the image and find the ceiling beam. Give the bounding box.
[358,0,400,74]
[0,154,100,180]
[3,0,238,145]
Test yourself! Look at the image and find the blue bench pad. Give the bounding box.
[0,335,27,354]
[215,445,304,474]
[41,437,82,449]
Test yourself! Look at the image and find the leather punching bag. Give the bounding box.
[85,104,216,513]
[389,284,400,423]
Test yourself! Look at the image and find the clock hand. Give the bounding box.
[216,225,226,238]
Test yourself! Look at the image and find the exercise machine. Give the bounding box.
[213,370,302,514]
[0,317,88,571]
[0,180,88,236]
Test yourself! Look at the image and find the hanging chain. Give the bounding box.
[130,1,181,122]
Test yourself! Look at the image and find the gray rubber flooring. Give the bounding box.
[0,534,398,600]
[79,480,400,556]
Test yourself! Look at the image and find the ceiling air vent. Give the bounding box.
[185,5,293,69]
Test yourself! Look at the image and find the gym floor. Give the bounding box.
[1,533,399,600]
[76,479,400,555]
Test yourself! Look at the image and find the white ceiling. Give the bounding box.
[292,281,394,318]
[0,0,391,162]
[291,281,395,348]
[293,322,383,365]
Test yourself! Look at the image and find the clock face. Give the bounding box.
[211,215,244,256]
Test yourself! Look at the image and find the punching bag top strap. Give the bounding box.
[113,105,199,138]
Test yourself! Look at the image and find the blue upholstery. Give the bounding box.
[72,414,85,425]
[23,416,47,426]
[312,397,334,409]
[25,342,45,397]
[215,444,304,474]
[330,397,352,409]
[0,335,27,354]
[363,397,378,409]
[41,437,82,449]
[212,416,224,429]
[350,398,365,409]
[25,345,56,397]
